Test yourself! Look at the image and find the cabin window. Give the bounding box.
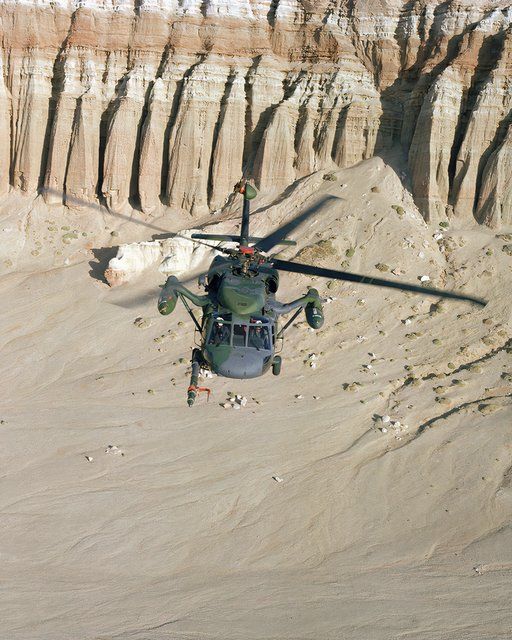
[233,324,246,347]
[248,325,270,350]
[208,322,231,346]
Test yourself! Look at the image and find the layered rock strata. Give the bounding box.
[0,0,511,227]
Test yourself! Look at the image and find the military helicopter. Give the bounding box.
[153,183,487,406]
[45,184,486,407]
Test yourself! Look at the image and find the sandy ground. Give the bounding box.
[1,158,511,640]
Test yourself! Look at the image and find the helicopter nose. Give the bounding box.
[214,350,263,379]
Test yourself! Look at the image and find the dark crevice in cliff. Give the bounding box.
[474,106,512,218]
[128,83,154,211]
[199,0,208,19]
[267,0,279,27]
[331,105,348,164]
[159,55,206,204]
[448,30,507,205]
[207,69,237,207]
[242,56,261,178]
[409,1,451,75]
[246,107,273,179]
[97,65,129,207]
[62,94,84,201]
[38,12,76,193]
[293,101,309,164]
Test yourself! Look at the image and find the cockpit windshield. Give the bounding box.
[207,315,272,351]
[233,324,246,347]
[208,321,230,346]
[248,325,270,350]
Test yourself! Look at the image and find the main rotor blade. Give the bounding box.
[191,233,296,246]
[271,259,487,307]
[252,195,340,253]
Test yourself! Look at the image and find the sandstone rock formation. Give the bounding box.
[104,229,224,285]
[0,0,511,227]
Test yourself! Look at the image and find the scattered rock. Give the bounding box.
[478,403,499,415]
[134,316,152,329]
[105,444,124,456]
[323,172,337,181]
[502,244,512,256]
[342,382,361,392]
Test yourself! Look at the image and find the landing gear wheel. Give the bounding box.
[272,355,282,376]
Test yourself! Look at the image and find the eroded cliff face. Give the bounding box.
[1,0,511,227]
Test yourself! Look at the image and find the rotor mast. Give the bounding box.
[238,181,257,248]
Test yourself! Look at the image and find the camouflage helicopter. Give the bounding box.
[154,183,487,407]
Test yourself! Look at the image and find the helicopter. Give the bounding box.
[153,182,487,407]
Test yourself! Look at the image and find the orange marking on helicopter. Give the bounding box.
[187,385,211,401]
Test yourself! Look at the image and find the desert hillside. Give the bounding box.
[1,156,512,639]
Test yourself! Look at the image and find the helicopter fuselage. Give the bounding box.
[200,256,280,379]
[158,254,323,381]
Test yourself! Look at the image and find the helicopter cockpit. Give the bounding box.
[204,314,274,379]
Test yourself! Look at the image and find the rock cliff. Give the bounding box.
[1,0,511,227]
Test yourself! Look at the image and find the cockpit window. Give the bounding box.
[233,324,246,347]
[248,325,270,350]
[208,322,230,346]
